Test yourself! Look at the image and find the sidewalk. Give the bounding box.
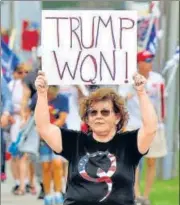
[1,162,42,205]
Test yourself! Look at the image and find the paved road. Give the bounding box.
[1,162,42,205]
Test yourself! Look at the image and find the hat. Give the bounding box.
[137,50,154,63]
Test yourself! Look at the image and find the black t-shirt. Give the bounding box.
[55,129,145,205]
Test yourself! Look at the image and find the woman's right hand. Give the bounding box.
[35,71,48,94]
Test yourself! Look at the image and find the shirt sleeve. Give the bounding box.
[123,129,147,166]
[54,128,83,161]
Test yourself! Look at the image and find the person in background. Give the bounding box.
[119,51,167,205]
[1,75,13,181]
[60,85,85,131]
[31,85,69,205]
[8,63,36,195]
[21,46,45,199]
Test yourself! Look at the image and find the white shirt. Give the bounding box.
[8,79,24,113]
[118,72,165,130]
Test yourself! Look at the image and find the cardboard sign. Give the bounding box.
[41,10,137,85]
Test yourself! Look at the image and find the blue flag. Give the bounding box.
[1,40,20,82]
[146,22,158,55]
[138,17,159,55]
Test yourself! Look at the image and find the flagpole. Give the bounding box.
[9,1,15,50]
[8,29,16,50]
[9,1,14,32]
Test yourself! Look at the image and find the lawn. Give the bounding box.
[140,164,179,205]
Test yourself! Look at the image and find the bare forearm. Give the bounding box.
[34,93,62,152]
[138,90,158,134]
[21,85,31,119]
[35,93,50,130]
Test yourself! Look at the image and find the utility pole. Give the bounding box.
[9,1,16,49]
[9,1,14,31]
[162,1,179,180]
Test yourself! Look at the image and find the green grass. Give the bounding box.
[140,165,179,205]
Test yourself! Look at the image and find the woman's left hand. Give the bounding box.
[133,73,147,92]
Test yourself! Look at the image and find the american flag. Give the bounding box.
[1,39,20,82]
[137,17,150,46]
[78,151,117,202]
[138,17,161,55]
[138,1,161,55]
[145,20,158,55]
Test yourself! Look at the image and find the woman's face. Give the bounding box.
[13,68,28,80]
[86,100,120,135]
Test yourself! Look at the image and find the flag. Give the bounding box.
[162,45,180,75]
[175,45,180,55]
[21,20,39,51]
[162,45,179,93]
[145,20,158,55]
[137,1,161,55]
[138,16,161,55]
[1,28,10,44]
[137,17,150,46]
[1,40,20,82]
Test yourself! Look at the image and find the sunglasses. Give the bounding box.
[87,108,113,117]
[144,58,153,63]
[17,71,29,75]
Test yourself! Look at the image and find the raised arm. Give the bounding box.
[34,71,62,153]
[133,73,158,154]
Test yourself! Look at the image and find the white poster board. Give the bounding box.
[41,10,137,85]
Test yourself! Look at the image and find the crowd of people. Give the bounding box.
[1,44,167,205]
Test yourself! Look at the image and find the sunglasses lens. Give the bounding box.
[88,109,111,117]
[101,109,111,117]
[88,110,98,117]
[18,71,28,74]
[145,58,152,63]
[17,71,23,74]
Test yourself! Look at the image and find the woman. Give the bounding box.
[34,71,158,205]
[8,63,29,192]
[8,63,36,195]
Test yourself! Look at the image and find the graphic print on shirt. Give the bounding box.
[78,151,117,202]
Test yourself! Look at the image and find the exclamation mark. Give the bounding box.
[124,52,128,83]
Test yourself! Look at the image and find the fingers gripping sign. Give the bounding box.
[133,72,147,92]
[35,71,49,94]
